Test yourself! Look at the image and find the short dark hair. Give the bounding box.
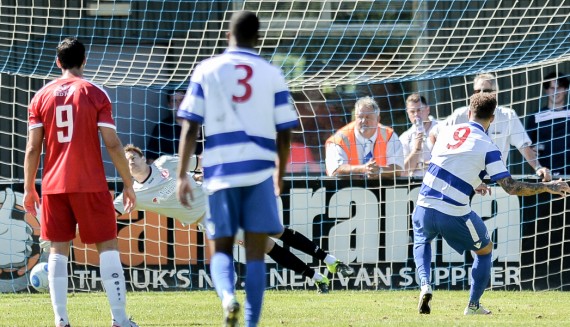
[230,11,259,44]
[56,37,85,69]
[406,93,428,106]
[543,71,570,90]
[167,89,186,102]
[469,92,497,120]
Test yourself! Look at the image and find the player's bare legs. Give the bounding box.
[48,242,72,327]
[96,238,119,252]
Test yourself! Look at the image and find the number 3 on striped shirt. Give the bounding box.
[232,64,253,103]
[447,126,470,150]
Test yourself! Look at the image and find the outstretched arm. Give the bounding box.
[497,176,569,196]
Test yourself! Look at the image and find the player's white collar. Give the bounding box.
[225,47,259,57]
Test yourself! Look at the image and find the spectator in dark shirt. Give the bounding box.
[526,72,570,176]
[147,90,203,163]
[524,71,570,291]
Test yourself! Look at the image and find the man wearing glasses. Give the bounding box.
[429,73,551,181]
[400,93,439,177]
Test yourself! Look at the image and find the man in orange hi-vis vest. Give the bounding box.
[325,96,404,178]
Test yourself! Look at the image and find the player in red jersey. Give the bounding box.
[23,37,138,327]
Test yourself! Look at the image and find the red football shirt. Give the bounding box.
[28,77,115,194]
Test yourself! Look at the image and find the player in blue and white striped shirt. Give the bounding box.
[413,92,570,316]
[176,11,299,327]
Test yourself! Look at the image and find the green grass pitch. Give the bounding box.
[1,290,569,326]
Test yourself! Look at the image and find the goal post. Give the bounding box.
[0,0,569,293]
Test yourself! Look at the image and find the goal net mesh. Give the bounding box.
[0,0,569,293]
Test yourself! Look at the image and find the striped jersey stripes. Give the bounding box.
[417,122,511,216]
[178,47,299,193]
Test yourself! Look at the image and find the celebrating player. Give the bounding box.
[413,92,570,315]
[23,37,138,327]
[113,145,353,293]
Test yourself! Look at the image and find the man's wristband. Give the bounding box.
[535,165,543,171]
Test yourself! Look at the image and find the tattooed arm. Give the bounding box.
[497,176,570,196]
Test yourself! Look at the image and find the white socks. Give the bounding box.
[324,254,337,265]
[312,272,324,281]
[100,250,129,325]
[48,251,130,326]
[48,253,70,326]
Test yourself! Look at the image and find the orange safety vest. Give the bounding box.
[326,121,393,168]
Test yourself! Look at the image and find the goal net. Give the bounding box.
[0,0,569,293]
